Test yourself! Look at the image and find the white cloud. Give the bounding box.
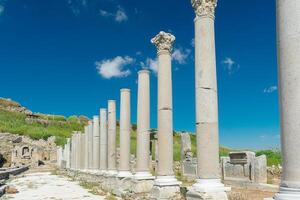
[172,48,191,64]
[222,57,240,75]
[263,86,278,93]
[141,58,158,74]
[95,56,133,79]
[115,7,128,22]
[0,5,4,16]
[99,6,128,23]
[99,9,113,17]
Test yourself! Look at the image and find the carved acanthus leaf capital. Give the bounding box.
[191,0,217,18]
[151,31,175,54]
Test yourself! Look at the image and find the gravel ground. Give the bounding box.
[1,172,105,200]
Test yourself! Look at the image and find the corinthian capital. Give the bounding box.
[151,31,175,55]
[191,0,217,18]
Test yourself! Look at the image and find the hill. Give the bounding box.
[0,98,87,146]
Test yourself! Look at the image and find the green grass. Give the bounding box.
[0,108,85,146]
[256,150,282,166]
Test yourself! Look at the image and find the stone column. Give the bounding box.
[88,121,93,170]
[77,132,82,170]
[75,132,80,170]
[92,116,100,171]
[70,133,76,170]
[150,31,181,199]
[107,100,117,174]
[99,108,108,173]
[118,88,132,177]
[66,138,71,169]
[80,132,86,170]
[267,1,300,199]
[134,70,153,179]
[187,1,229,199]
[84,126,89,170]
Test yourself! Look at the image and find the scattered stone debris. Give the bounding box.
[5,186,18,194]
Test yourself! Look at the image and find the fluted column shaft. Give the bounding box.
[193,0,219,179]
[92,116,100,170]
[107,100,117,172]
[100,109,108,171]
[136,70,151,174]
[118,89,131,175]
[273,1,300,199]
[151,31,175,177]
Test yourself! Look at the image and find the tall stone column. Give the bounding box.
[70,133,76,170]
[80,132,86,170]
[107,100,117,174]
[66,138,71,169]
[75,132,80,170]
[92,116,100,171]
[118,88,132,177]
[266,1,300,199]
[150,31,181,199]
[99,108,108,173]
[134,70,153,179]
[84,126,89,170]
[88,121,93,170]
[187,1,229,199]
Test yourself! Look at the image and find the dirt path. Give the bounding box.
[1,172,105,200]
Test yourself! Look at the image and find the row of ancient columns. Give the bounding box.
[58,0,300,199]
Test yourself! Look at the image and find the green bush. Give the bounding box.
[256,150,282,166]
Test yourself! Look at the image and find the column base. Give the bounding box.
[133,171,155,180]
[186,179,230,200]
[150,176,182,199]
[106,170,118,176]
[117,170,132,178]
[265,186,300,200]
[130,172,155,194]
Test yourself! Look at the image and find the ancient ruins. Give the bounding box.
[0,0,299,199]
[55,0,300,199]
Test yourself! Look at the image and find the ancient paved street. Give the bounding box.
[1,172,104,200]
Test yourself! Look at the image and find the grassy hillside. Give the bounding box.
[0,98,87,146]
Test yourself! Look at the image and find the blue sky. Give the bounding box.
[0,0,279,149]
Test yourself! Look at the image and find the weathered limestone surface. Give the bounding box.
[88,121,93,169]
[107,100,117,174]
[266,1,300,199]
[92,116,100,170]
[150,31,181,199]
[118,89,132,177]
[221,151,267,184]
[99,109,108,172]
[84,126,89,170]
[187,0,230,199]
[135,70,153,181]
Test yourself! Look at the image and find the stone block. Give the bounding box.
[130,179,154,194]
[150,185,181,200]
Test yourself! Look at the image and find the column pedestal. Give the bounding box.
[187,179,230,200]
[150,176,181,200]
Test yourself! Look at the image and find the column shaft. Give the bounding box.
[136,70,151,173]
[194,8,219,180]
[92,116,100,170]
[277,0,300,190]
[88,121,93,169]
[107,100,117,172]
[119,89,131,174]
[100,109,108,171]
